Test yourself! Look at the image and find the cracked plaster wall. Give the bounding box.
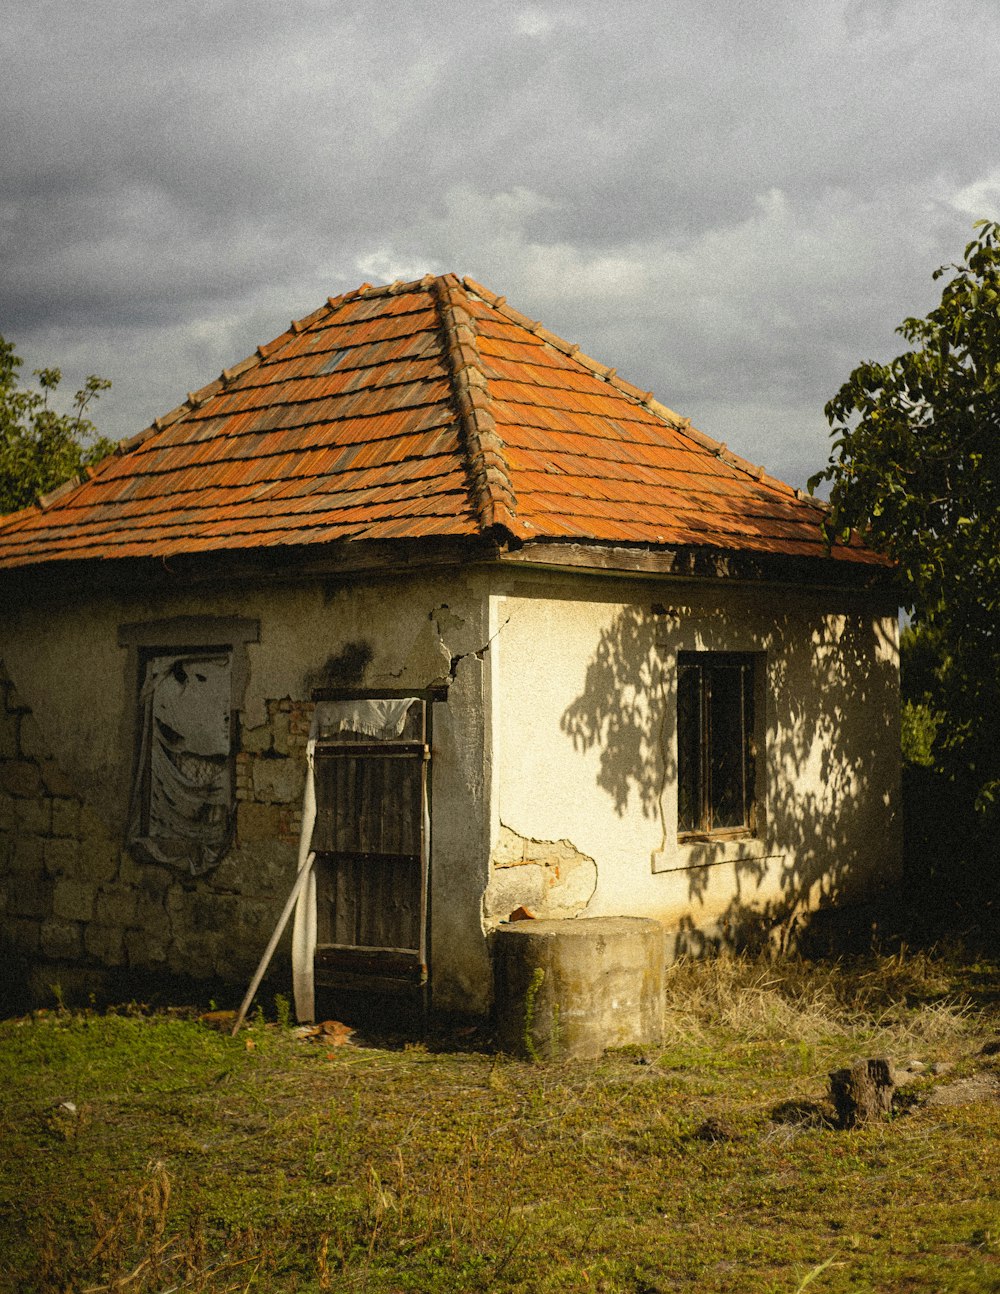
[1,568,494,1012]
[488,572,901,948]
[483,824,598,922]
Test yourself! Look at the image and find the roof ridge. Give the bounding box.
[323,273,440,313]
[461,275,820,509]
[432,276,520,539]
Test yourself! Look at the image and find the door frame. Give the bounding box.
[309,685,446,995]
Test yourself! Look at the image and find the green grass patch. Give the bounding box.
[1,955,999,1293]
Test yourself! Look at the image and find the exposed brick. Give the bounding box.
[240,723,272,755]
[84,923,125,966]
[237,802,281,843]
[0,761,42,798]
[40,919,83,960]
[50,798,82,839]
[43,837,80,879]
[289,706,313,738]
[16,796,52,837]
[252,754,302,805]
[53,879,96,922]
[278,806,303,844]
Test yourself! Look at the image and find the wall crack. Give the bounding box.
[446,614,510,681]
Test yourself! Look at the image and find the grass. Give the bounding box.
[1,953,999,1293]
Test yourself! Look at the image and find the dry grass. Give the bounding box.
[1,952,999,1294]
[662,949,972,1051]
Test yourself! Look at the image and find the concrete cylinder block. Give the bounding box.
[492,916,664,1060]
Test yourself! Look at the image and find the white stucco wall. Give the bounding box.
[486,570,901,948]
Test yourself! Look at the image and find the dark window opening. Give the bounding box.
[677,652,757,840]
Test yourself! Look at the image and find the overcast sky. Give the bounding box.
[4,0,1000,488]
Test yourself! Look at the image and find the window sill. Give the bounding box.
[652,834,778,874]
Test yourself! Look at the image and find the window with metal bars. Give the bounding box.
[677,652,758,840]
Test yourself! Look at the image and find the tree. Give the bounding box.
[0,335,113,515]
[811,221,1000,812]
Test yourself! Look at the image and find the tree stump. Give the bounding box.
[829,1058,896,1128]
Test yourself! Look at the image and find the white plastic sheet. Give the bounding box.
[312,697,417,741]
[127,653,233,875]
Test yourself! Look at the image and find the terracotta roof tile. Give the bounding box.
[0,273,881,572]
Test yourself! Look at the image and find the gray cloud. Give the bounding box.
[3,0,1000,487]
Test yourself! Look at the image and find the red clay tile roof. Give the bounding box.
[0,273,883,571]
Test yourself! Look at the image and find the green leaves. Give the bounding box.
[813,222,1000,816]
[0,336,113,514]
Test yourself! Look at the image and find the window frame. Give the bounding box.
[118,616,259,873]
[676,650,759,844]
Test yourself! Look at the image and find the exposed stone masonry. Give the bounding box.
[0,661,314,1007]
[237,698,312,847]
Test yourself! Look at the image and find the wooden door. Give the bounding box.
[311,697,429,992]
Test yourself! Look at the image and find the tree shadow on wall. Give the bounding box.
[560,606,665,820]
[560,600,902,952]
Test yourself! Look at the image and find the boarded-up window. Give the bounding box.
[127,651,235,874]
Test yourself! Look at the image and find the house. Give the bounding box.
[0,274,900,1020]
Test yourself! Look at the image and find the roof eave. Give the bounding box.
[0,531,896,606]
[0,533,507,598]
[496,537,897,592]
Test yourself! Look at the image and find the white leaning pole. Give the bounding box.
[230,852,316,1037]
